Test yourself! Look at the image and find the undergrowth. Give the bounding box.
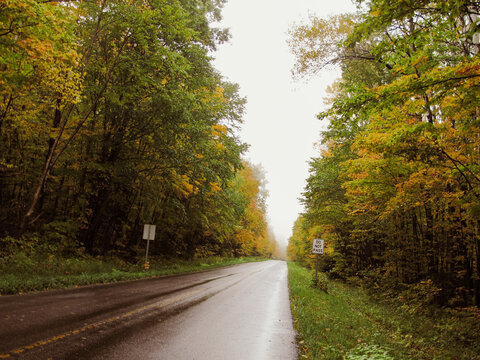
[0,236,265,295]
[288,262,480,360]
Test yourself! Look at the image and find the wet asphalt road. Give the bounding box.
[0,260,297,359]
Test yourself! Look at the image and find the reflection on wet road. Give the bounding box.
[0,260,297,359]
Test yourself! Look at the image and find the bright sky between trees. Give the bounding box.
[213,0,357,247]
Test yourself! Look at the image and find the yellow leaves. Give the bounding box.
[211,124,227,137]
[212,86,226,102]
[238,229,271,256]
[209,124,228,153]
[195,86,227,113]
[180,176,195,197]
[171,173,199,198]
[41,63,83,105]
[288,13,356,78]
[160,77,169,87]
[411,54,428,68]
[229,162,274,257]
[0,160,15,169]
[0,0,81,133]
[209,182,222,193]
[172,174,224,199]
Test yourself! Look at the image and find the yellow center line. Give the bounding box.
[1,288,205,358]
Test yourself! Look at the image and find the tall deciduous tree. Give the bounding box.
[1,0,277,263]
[289,0,480,307]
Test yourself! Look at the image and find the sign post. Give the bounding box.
[312,239,324,283]
[143,224,156,269]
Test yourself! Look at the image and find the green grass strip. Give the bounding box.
[0,257,265,295]
[287,262,480,360]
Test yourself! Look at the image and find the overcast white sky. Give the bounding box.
[213,0,356,247]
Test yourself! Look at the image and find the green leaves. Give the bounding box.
[289,0,480,308]
[0,0,266,262]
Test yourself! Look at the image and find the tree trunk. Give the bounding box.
[19,1,117,233]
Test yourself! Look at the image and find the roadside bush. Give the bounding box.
[41,220,81,256]
[311,271,328,293]
[318,253,336,273]
[0,235,40,257]
[398,279,442,314]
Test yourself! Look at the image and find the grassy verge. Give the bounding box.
[288,262,480,360]
[0,256,264,295]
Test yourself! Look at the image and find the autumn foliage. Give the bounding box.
[0,0,276,261]
[288,0,480,307]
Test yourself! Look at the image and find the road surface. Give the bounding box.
[0,260,297,359]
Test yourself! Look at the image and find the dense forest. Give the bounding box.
[0,0,277,261]
[287,0,480,308]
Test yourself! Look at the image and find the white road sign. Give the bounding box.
[143,224,156,241]
[312,239,324,254]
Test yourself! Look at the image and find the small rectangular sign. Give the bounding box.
[143,224,156,240]
[312,239,324,254]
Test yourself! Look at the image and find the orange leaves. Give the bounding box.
[211,124,228,137]
[172,175,222,199]
[209,182,222,194]
[290,0,480,306]
[234,228,255,255]
[171,174,199,198]
[229,162,275,257]
[386,168,448,214]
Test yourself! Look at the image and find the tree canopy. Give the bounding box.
[0,0,277,261]
[288,0,480,307]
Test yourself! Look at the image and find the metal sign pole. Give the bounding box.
[145,239,150,264]
[143,224,155,270]
[312,239,324,284]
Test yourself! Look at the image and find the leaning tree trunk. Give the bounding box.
[19,5,130,232]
